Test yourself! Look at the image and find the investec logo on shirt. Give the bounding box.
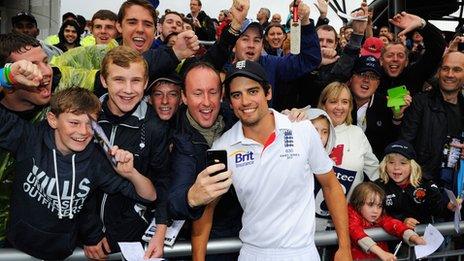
[230,150,255,168]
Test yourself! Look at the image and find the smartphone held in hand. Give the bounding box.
[206,149,228,176]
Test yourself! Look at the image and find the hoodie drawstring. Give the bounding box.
[53,149,76,219]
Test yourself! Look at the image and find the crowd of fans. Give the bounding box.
[1,0,464,260]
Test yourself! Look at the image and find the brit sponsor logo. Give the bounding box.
[230,150,255,168]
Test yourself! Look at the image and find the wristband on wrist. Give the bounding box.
[228,25,240,36]
[4,63,15,84]
[0,65,13,90]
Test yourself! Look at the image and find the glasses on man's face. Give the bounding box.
[355,71,380,81]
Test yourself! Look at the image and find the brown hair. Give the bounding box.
[50,88,101,116]
[159,11,183,24]
[381,40,409,59]
[101,46,148,80]
[91,9,118,24]
[318,81,353,125]
[349,182,385,213]
[118,0,157,24]
[0,33,41,67]
[316,24,338,45]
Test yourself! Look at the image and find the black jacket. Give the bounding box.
[0,106,148,260]
[273,33,361,110]
[351,94,400,159]
[80,99,169,251]
[375,178,450,224]
[378,22,446,95]
[168,105,243,238]
[400,87,464,182]
[187,11,216,41]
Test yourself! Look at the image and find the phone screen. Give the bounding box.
[206,150,228,176]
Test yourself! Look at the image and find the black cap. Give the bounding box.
[147,72,182,93]
[224,60,268,86]
[353,55,382,77]
[12,11,37,26]
[384,140,416,160]
[239,19,263,38]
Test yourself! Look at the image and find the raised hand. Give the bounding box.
[172,30,200,60]
[315,0,328,18]
[289,0,311,25]
[230,0,250,30]
[389,12,423,36]
[9,60,43,89]
[351,2,369,35]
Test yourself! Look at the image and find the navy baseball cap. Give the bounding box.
[353,55,383,77]
[384,140,416,160]
[224,60,269,86]
[147,72,182,93]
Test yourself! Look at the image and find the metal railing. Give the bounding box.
[1,221,463,260]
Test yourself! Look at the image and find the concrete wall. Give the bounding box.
[0,0,61,40]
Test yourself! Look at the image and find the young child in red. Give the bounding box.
[348,182,426,260]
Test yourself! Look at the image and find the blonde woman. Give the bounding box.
[315,81,379,231]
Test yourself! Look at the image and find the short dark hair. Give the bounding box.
[91,10,118,27]
[193,0,202,7]
[223,77,271,101]
[316,24,338,43]
[57,19,81,45]
[118,0,158,24]
[76,15,87,32]
[62,12,77,22]
[159,11,183,24]
[0,33,41,67]
[264,23,286,37]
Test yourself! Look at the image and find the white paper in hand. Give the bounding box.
[414,224,444,259]
[118,242,164,261]
[444,188,462,233]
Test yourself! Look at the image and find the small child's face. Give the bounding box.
[360,194,383,223]
[311,117,330,147]
[386,153,411,186]
[48,112,96,155]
